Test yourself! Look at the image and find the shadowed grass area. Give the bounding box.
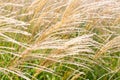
[0,0,120,80]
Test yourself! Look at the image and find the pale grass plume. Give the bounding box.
[0,0,120,80]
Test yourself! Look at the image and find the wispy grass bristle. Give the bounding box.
[0,0,120,80]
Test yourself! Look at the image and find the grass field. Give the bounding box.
[0,0,120,80]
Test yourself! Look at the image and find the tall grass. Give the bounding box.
[0,0,120,80]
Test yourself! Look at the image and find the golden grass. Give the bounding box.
[0,0,120,80]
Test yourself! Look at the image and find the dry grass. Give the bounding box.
[0,0,120,80]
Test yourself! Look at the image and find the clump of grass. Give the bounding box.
[0,0,120,80]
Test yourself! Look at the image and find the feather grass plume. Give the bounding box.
[0,0,120,80]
